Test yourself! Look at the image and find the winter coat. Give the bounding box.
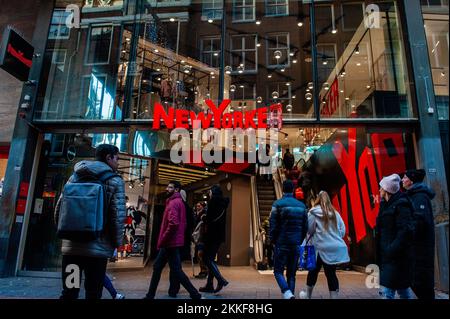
[307,206,349,265]
[157,192,187,249]
[204,196,229,244]
[375,191,414,289]
[406,183,436,288]
[54,160,126,258]
[283,152,295,169]
[269,193,308,246]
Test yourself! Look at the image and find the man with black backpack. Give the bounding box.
[54,144,126,299]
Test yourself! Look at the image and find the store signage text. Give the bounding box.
[152,99,282,130]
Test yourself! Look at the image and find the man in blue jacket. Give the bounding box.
[269,180,308,299]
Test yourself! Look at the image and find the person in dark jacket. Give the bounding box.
[54,144,126,299]
[199,185,230,294]
[282,148,295,172]
[269,180,308,299]
[375,174,414,299]
[402,169,436,300]
[144,181,201,299]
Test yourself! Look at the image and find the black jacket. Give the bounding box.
[269,193,308,246]
[204,196,229,244]
[406,183,435,287]
[375,191,414,289]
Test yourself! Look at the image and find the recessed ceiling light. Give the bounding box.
[170,18,175,22]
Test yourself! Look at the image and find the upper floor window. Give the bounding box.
[201,37,221,67]
[48,9,71,40]
[231,34,257,73]
[233,0,256,22]
[266,33,289,67]
[85,26,113,65]
[341,3,364,31]
[265,0,288,17]
[202,0,223,20]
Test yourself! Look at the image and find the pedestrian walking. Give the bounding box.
[269,180,308,299]
[199,185,229,294]
[54,144,126,299]
[300,191,349,299]
[376,174,415,299]
[402,169,436,300]
[144,181,201,299]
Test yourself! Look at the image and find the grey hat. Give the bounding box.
[379,174,401,194]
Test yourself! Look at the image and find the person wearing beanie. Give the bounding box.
[375,174,415,299]
[402,169,436,300]
[269,180,308,299]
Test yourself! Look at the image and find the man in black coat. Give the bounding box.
[375,174,414,299]
[402,169,436,300]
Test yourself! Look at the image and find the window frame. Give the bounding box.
[340,2,365,32]
[202,0,224,21]
[266,32,290,68]
[265,0,289,17]
[84,24,114,66]
[230,34,258,74]
[232,0,256,23]
[48,9,71,40]
[201,36,222,67]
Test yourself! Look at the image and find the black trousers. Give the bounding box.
[412,283,435,300]
[146,247,200,299]
[306,253,339,292]
[61,255,108,299]
[204,242,227,286]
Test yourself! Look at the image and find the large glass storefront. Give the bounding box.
[21,1,428,272]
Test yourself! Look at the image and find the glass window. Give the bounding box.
[423,11,449,120]
[233,0,256,22]
[266,33,289,67]
[231,34,257,73]
[265,0,288,17]
[316,1,415,119]
[85,26,113,65]
[202,0,223,20]
[201,37,221,67]
[48,9,70,40]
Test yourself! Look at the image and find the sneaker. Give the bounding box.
[283,290,295,299]
[298,290,308,299]
[115,293,125,299]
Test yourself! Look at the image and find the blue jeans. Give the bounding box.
[380,287,412,299]
[104,275,117,298]
[273,245,300,294]
[146,247,201,299]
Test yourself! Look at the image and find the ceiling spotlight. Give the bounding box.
[256,20,261,25]
[340,89,344,93]
[129,181,134,189]
[170,17,175,22]
[122,50,126,53]
[210,71,214,75]
[183,65,191,74]
[208,19,213,23]
[156,68,161,71]
[293,59,298,64]
[297,21,303,27]
[441,71,446,77]
[274,50,282,60]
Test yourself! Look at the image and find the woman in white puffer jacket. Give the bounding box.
[300,191,349,299]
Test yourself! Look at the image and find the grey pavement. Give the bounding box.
[0,264,448,300]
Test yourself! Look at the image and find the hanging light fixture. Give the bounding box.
[286,104,293,112]
[230,84,236,92]
[355,46,360,55]
[272,91,279,99]
[256,96,263,103]
[274,50,282,60]
[305,92,313,100]
[224,65,232,74]
[323,82,330,91]
[237,64,244,73]
[308,82,314,90]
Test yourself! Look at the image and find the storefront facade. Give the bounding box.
[0,0,448,286]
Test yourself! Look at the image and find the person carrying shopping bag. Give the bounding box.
[299,191,349,299]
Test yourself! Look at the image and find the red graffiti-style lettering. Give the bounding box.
[332,128,366,243]
[152,103,174,129]
[358,147,380,229]
[371,133,406,178]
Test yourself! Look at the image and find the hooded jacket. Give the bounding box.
[204,195,229,244]
[406,183,436,288]
[54,160,126,258]
[157,192,187,249]
[308,206,349,265]
[375,191,414,289]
